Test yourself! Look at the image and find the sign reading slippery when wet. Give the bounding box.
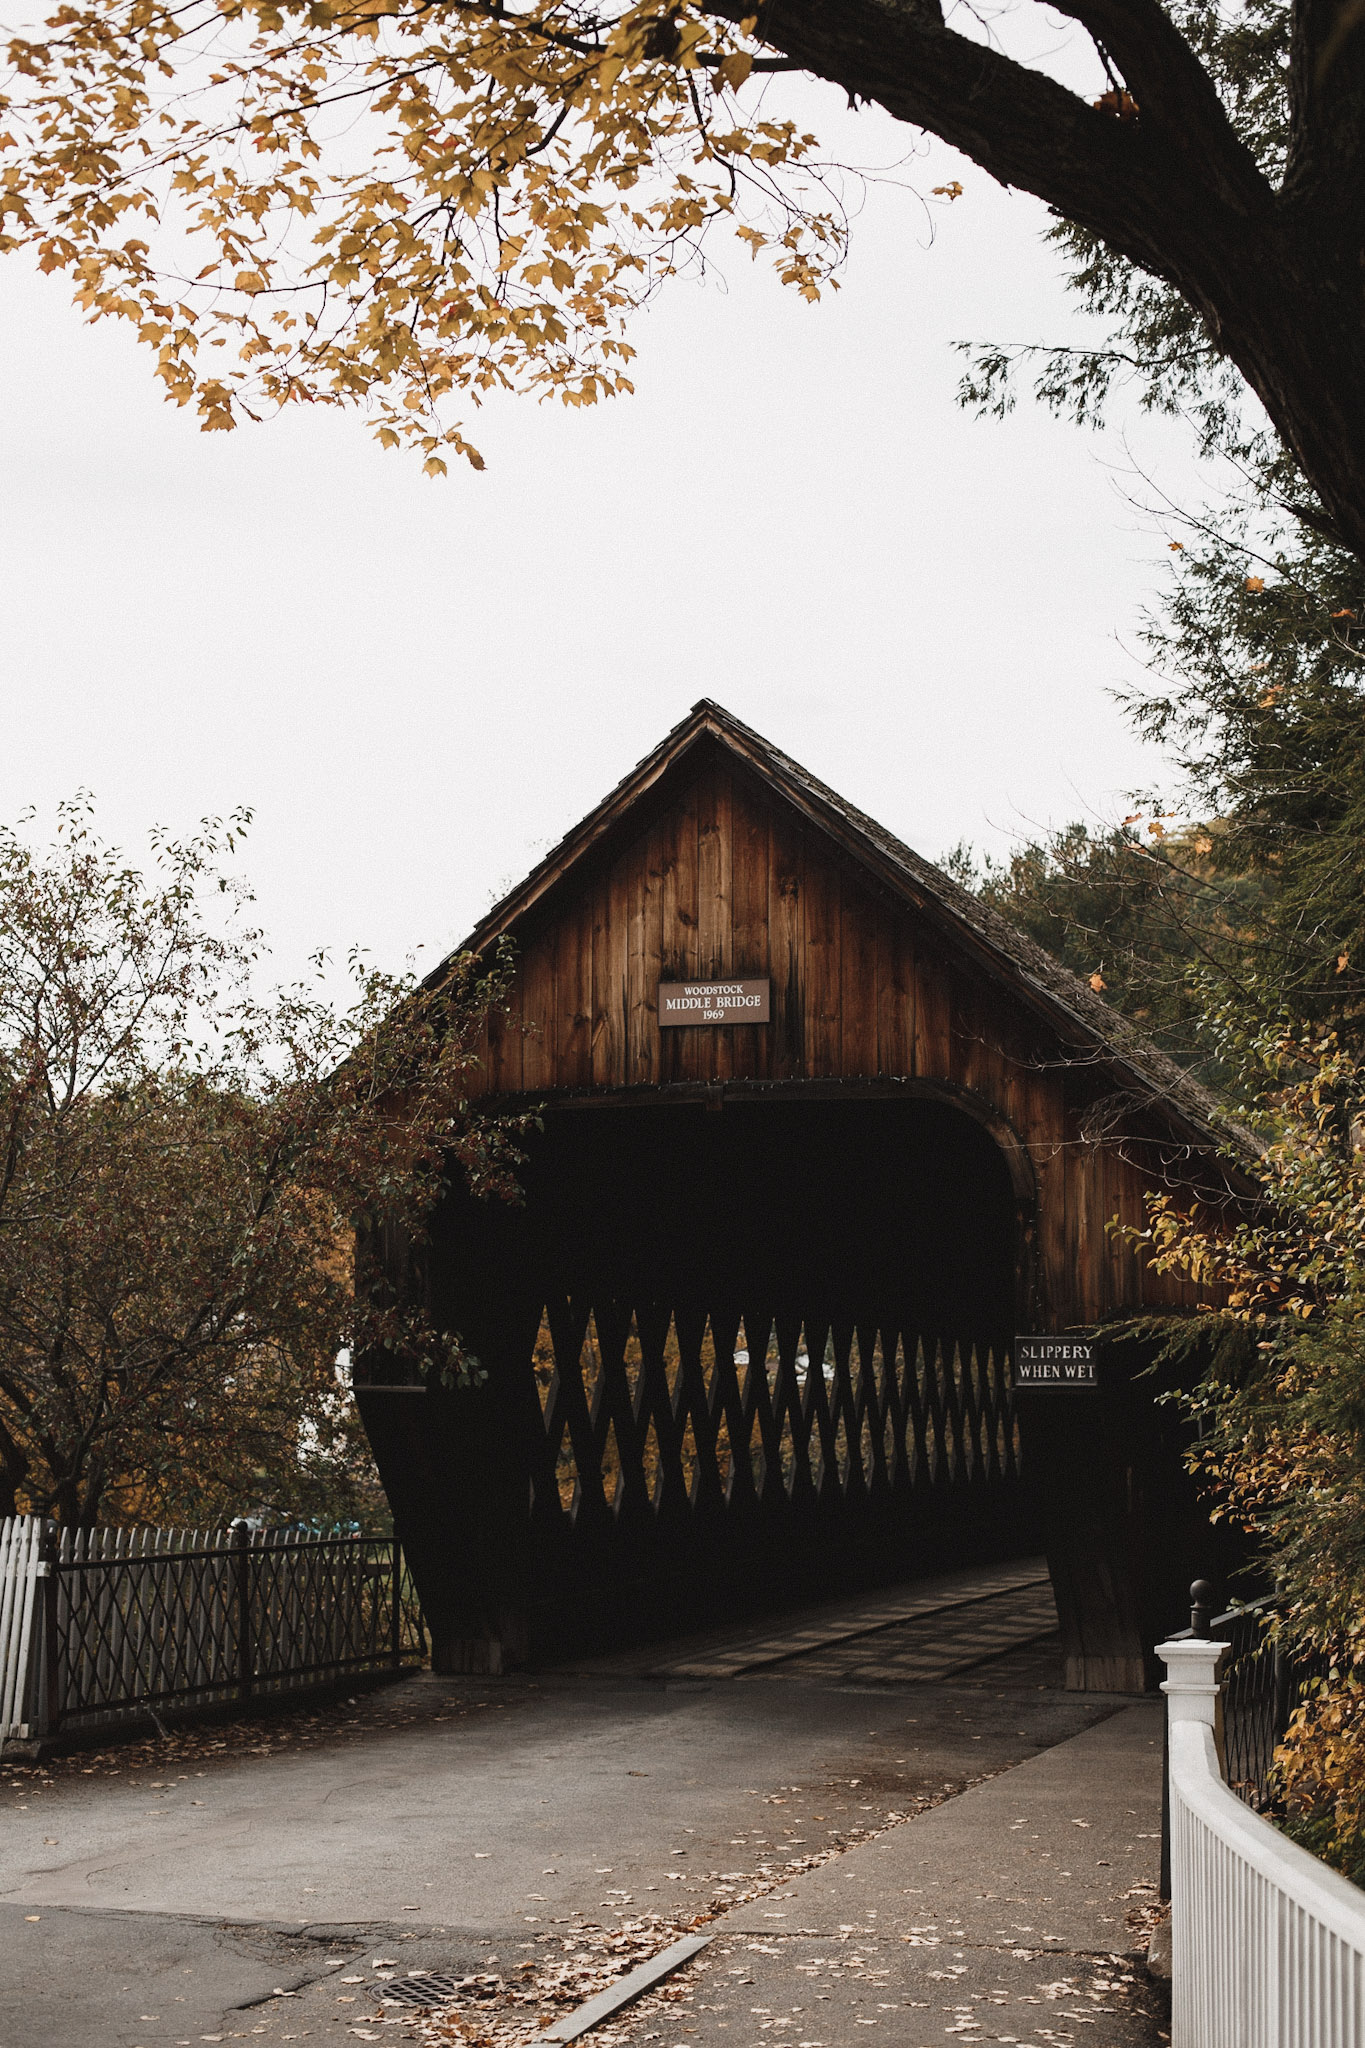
[1014,1336,1098,1387]
[658,978,771,1026]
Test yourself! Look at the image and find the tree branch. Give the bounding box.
[1285,0,1365,232]
[704,0,1275,298]
[1048,0,1271,211]
[700,0,1365,558]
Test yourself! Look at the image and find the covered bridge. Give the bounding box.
[357,702,1250,1690]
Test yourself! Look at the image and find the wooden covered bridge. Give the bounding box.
[356,702,1247,1691]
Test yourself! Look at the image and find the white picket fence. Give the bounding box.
[0,1515,423,1747]
[1160,1636,1365,2046]
[0,1516,44,1739]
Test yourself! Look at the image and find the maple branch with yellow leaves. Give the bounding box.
[4,0,1365,560]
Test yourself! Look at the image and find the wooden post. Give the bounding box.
[1024,1332,1249,1692]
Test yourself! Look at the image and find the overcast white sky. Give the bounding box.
[0,75,1203,985]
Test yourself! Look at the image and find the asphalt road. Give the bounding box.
[0,1567,1157,2048]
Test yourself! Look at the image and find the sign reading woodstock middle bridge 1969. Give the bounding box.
[658,978,771,1026]
[1014,1336,1098,1387]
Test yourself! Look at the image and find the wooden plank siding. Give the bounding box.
[463,752,1224,1329]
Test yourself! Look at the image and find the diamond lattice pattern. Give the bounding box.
[527,1302,1020,1527]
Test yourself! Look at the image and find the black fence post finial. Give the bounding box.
[1190,1579,1216,1638]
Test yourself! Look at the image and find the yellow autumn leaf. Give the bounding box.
[714,52,754,92]
[1089,971,1106,993]
[676,21,708,68]
[1245,575,1266,593]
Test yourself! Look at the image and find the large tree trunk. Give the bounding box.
[709,0,1365,558]
[0,1410,29,1521]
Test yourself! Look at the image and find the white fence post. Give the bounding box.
[0,1517,44,1742]
[1158,1632,1365,2047]
[1158,1635,1228,2045]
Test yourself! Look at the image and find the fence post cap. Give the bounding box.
[1157,1637,1227,1724]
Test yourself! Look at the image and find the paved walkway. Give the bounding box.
[0,1564,1165,2048]
[670,1703,1166,2045]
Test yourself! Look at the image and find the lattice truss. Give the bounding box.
[528,1304,1021,1525]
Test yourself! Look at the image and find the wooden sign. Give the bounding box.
[1015,1336,1097,1387]
[658,978,771,1026]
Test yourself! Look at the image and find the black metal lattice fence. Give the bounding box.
[8,1520,425,1742]
[1215,1596,1291,1807]
[1201,1592,1328,1811]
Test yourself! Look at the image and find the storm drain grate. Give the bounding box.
[378,1973,464,2010]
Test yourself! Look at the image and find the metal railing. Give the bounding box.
[0,1516,426,1745]
[1159,1599,1365,2047]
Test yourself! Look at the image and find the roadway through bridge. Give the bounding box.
[556,1558,1061,1686]
[0,1560,1166,2048]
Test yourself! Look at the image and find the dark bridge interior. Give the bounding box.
[438,1096,1020,1349]
[370,1094,1041,1666]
